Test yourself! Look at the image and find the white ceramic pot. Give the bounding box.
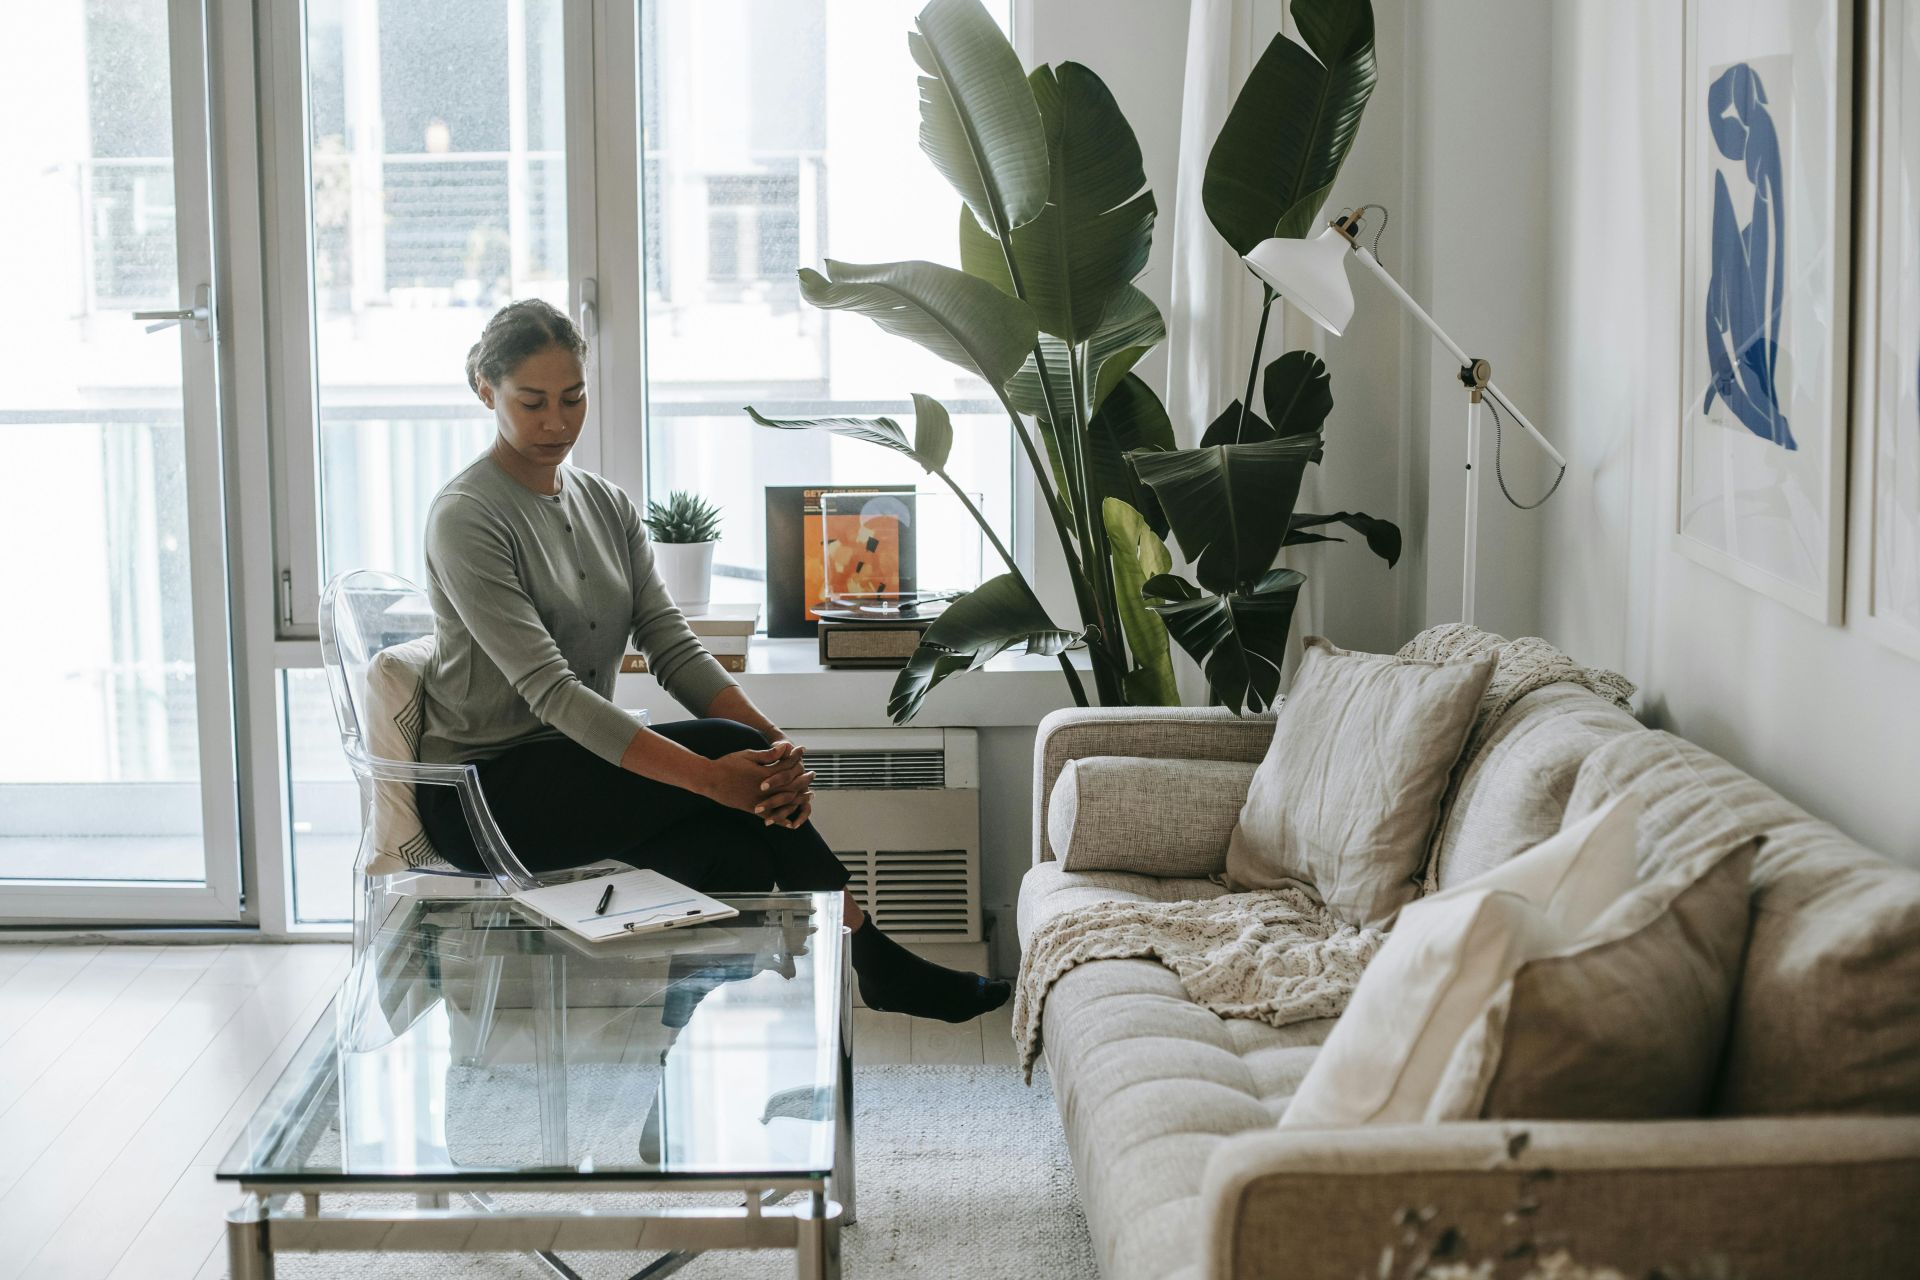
[652,540,716,614]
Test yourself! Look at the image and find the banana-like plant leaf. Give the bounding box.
[1199,399,1274,447]
[910,0,1050,235]
[888,572,1078,721]
[958,203,1014,293]
[1129,436,1321,594]
[744,393,954,475]
[956,63,1155,344]
[1088,374,1174,537]
[1285,510,1402,566]
[1144,567,1304,714]
[1006,284,1164,422]
[1103,498,1178,706]
[908,392,957,473]
[1092,342,1153,410]
[799,259,1037,391]
[1202,0,1378,253]
[1262,350,1335,437]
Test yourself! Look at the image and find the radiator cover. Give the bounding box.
[800,729,981,944]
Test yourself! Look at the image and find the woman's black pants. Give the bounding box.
[416,718,852,894]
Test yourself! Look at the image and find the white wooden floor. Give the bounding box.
[0,941,1016,1280]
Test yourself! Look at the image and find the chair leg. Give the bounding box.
[462,952,506,1067]
[532,953,570,1165]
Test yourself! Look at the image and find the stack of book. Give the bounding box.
[621,603,760,674]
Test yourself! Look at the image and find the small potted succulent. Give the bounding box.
[643,490,723,614]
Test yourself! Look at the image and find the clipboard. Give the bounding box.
[510,868,739,942]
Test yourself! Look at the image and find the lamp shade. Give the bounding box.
[1243,229,1355,336]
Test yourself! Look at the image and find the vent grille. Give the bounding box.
[841,849,973,937]
[808,748,945,790]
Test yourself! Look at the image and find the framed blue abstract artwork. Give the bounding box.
[1858,0,1920,661]
[1679,0,1851,622]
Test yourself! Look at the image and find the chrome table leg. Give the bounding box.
[794,1191,842,1280]
[226,1194,273,1280]
[834,931,856,1226]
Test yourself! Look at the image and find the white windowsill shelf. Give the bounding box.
[615,638,1093,729]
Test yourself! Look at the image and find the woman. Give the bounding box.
[415,299,1008,1024]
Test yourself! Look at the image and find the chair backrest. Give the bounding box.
[320,570,436,765]
[320,570,459,875]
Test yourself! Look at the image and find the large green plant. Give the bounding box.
[749,0,1396,720]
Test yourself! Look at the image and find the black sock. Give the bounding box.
[850,919,1011,1024]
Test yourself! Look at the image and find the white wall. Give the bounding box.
[1529,0,1920,864]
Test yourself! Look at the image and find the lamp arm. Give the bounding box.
[1350,247,1568,470]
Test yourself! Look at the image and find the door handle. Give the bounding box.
[576,278,598,341]
[134,284,215,341]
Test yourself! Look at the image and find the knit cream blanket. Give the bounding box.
[1012,624,1636,1081]
[1012,887,1385,1080]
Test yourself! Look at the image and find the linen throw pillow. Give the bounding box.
[1049,756,1258,877]
[1426,835,1759,1122]
[363,635,457,876]
[1227,636,1498,928]
[1280,794,1642,1128]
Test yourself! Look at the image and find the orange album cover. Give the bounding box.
[812,509,906,618]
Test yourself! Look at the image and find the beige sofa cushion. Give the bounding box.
[1565,730,1920,1116]
[1049,757,1257,877]
[1226,637,1496,927]
[1431,836,1757,1121]
[1429,683,1643,891]
[1282,795,1640,1128]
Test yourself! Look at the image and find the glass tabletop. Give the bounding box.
[218,891,845,1185]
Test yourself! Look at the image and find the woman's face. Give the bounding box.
[478,344,588,466]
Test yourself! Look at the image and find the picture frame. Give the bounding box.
[1676,0,1852,623]
[1855,0,1920,661]
[763,484,916,638]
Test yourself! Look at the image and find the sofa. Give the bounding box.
[1017,692,1920,1280]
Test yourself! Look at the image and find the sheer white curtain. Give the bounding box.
[1166,0,1323,701]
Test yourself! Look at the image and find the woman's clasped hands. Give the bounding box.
[702,739,814,829]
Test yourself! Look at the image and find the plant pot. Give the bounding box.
[652,540,716,614]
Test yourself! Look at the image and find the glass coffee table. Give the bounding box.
[218,891,851,1279]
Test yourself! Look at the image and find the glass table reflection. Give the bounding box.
[218,891,851,1278]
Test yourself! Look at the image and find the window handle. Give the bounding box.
[576,278,598,341]
[134,284,215,341]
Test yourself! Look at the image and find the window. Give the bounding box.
[637,0,1016,612]
[277,0,579,922]
[304,0,571,592]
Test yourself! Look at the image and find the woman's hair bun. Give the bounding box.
[465,299,588,402]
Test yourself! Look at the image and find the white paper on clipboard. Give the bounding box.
[511,868,738,942]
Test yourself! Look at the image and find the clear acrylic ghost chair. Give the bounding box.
[317,571,546,942]
[319,569,641,1065]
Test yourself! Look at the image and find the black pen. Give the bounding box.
[594,883,615,915]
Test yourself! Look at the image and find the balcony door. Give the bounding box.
[0,0,242,922]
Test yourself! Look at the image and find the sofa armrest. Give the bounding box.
[1033,706,1277,864]
[1202,1117,1920,1280]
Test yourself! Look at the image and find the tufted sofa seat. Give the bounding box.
[1019,698,1920,1280]
[1020,864,1331,1280]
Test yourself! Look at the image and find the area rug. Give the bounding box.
[267,1065,1097,1279]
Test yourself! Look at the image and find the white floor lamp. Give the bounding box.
[1243,207,1567,626]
